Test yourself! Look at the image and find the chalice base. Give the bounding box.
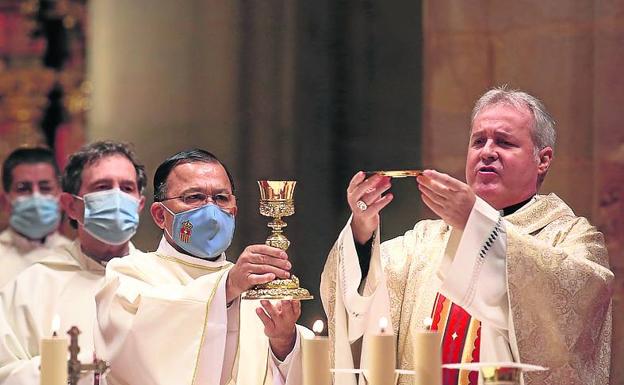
[242,276,313,300]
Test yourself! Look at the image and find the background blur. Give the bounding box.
[1,1,622,383]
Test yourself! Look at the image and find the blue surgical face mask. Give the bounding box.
[75,189,140,245]
[10,193,61,240]
[162,203,235,260]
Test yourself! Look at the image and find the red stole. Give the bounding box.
[431,293,481,385]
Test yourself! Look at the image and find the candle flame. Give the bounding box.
[51,314,60,335]
[423,317,433,330]
[379,317,389,333]
[312,319,324,334]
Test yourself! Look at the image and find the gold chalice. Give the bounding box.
[242,180,313,300]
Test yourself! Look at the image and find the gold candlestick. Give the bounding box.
[441,362,547,385]
[242,180,312,300]
[481,366,521,385]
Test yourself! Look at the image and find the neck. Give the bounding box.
[11,227,47,243]
[502,195,535,216]
[79,231,130,263]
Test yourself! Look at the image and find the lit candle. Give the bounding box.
[366,317,396,385]
[40,315,67,385]
[303,319,331,385]
[412,317,441,385]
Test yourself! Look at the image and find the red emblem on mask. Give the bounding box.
[180,220,193,243]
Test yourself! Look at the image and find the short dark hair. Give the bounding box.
[62,141,147,229]
[62,141,147,195]
[2,147,60,192]
[153,149,235,202]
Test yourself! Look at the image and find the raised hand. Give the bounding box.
[256,300,301,361]
[417,169,476,230]
[347,171,393,244]
[225,245,291,303]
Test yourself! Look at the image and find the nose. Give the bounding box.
[480,140,498,162]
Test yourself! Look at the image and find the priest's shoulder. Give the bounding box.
[104,249,173,276]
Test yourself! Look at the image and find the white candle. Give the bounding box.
[366,317,396,385]
[40,315,67,385]
[413,317,441,385]
[303,320,331,385]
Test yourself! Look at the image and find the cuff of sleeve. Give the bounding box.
[226,295,240,332]
[440,196,499,308]
[269,328,301,380]
[339,216,381,316]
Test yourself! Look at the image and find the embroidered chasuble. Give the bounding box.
[95,240,308,385]
[320,193,613,385]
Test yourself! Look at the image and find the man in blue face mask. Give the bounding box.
[0,141,147,385]
[0,147,71,287]
[95,149,309,385]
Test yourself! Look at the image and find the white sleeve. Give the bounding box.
[438,196,509,331]
[268,328,303,385]
[337,217,393,342]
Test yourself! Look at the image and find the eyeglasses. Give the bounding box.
[161,192,237,209]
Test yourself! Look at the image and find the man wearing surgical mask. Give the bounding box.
[0,147,71,287]
[95,149,309,385]
[0,141,146,384]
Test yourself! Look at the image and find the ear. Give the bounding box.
[137,196,146,213]
[0,192,8,214]
[60,192,82,222]
[537,147,553,177]
[230,205,238,217]
[150,202,167,230]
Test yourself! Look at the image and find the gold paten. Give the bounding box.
[365,170,423,178]
[242,181,313,301]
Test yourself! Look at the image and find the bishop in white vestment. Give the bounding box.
[321,88,614,385]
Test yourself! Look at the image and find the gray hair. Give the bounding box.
[471,86,556,154]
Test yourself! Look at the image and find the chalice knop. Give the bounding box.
[242,180,313,300]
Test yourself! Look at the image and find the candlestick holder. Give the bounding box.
[242,180,313,300]
[67,326,110,385]
[442,362,548,385]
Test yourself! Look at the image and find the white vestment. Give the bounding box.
[0,227,71,288]
[321,194,613,385]
[95,236,308,385]
[0,240,137,385]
